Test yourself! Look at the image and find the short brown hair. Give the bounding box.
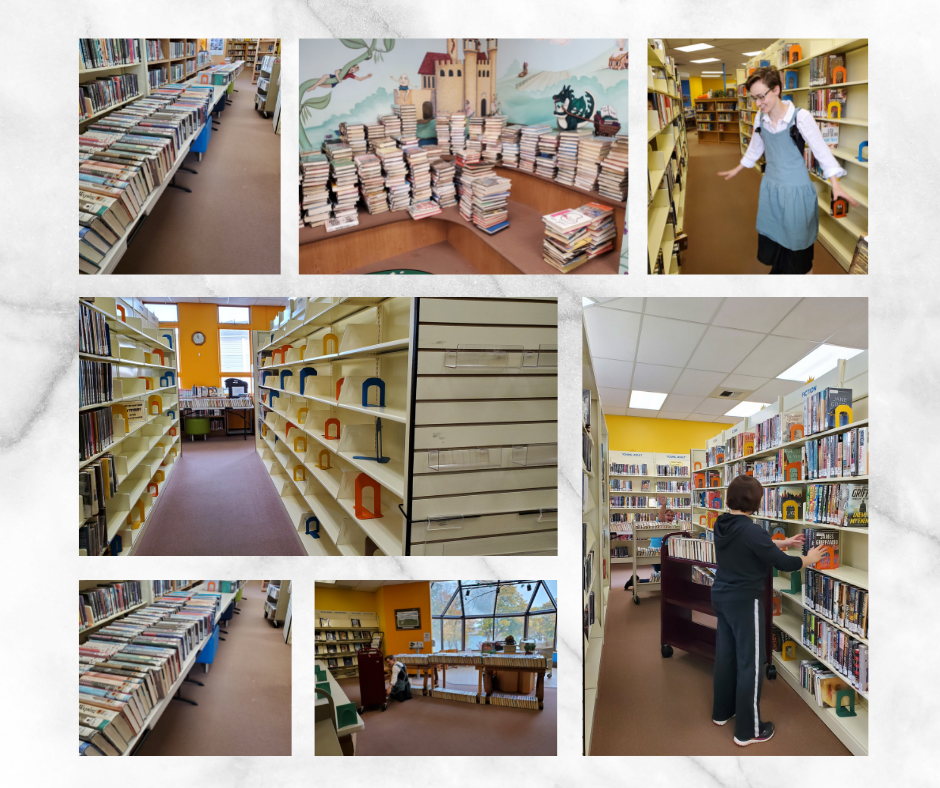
[727,475,763,513]
[745,66,782,94]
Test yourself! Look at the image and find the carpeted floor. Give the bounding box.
[336,675,557,756]
[134,437,305,556]
[113,71,280,275]
[589,566,850,756]
[680,134,844,275]
[136,581,292,756]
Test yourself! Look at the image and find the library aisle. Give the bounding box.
[583,297,868,756]
[316,580,557,756]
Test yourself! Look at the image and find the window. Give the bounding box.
[496,583,530,614]
[219,329,251,373]
[431,581,459,615]
[442,619,462,651]
[457,69,461,77]
[439,69,444,77]
[218,306,250,324]
[448,69,453,77]
[146,303,178,322]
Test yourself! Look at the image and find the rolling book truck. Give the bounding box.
[660,531,776,679]
[356,646,387,713]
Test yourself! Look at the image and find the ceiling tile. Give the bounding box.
[827,315,868,349]
[663,393,706,412]
[597,387,630,410]
[626,407,662,417]
[696,397,741,415]
[687,326,765,373]
[713,414,745,424]
[605,406,627,416]
[720,373,770,391]
[711,297,801,333]
[584,307,641,362]
[672,368,727,396]
[593,358,633,390]
[657,410,692,420]
[636,315,708,366]
[630,363,683,392]
[598,298,645,312]
[771,298,867,342]
[748,378,803,403]
[687,413,719,422]
[733,335,820,378]
[643,298,724,323]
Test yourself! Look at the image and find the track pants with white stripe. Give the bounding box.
[712,596,766,741]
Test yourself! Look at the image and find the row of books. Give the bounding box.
[80,452,119,552]
[150,581,196,596]
[693,490,723,510]
[804,568,869,639]
[666,534,716,563]
[317,643,357,653]
[324,656,356,668]
[148,66,168,90]
[636,545,662,557]
[612,496,690,509]
[146,40,163,61]
[808,53,847,87]
[487,692,540,709]
[806,426,868,479]
[799,659,859,710]
[168,40,186,59]
[801,609,868,693]
[80,359,114,407]
[648,91,676,131]
[611,511,692,526]
[81,406,114,461]
[80,73,140,120]
[804,387,852,436]
[80,582,144,629]
[316,630,374,641]
[805,483,868,527]
[80,301,113,356]
[610,463,648,475]
[80,39,141,71]
[807,88,847,119]
[611,480,691,492]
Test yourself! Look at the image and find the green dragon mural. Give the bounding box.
[552,85,596,131]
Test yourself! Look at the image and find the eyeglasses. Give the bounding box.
[751,89,773,102]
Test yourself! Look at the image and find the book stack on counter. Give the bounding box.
[408,199,442,220]
[324,142,359,222]
[340,123,367,157]
[380,113,401,141]
[430,159,457,208]
[395,103,417,138]
[376,140,410,211]
[404,147,432,205]
[80,582,144,630]
[598,135,629,201]
[355,153,388,215]
[519,124,550,172]
[578,202,617,258]
[431,688,479,704]
[556,127,592,186]
[541,208,595,273]
[536,132,559,179]
[466,116,484,157]
[449,112,466,154]
[501,125,523,168]
[366,121,386,152]
[423,145,443,163]
[300,152,331,227]
[470,175,512,234]
[575,136,613,192]
[487,693,540,710]
[435,113,451,153]
[80,73,141,121]
[482,115,506,163]
[455,152,494,223]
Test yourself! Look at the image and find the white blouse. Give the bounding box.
[740,102,848,180]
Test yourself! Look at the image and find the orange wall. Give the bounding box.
[158,303,283,388]
[377,582,432,656]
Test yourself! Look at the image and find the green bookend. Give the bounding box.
[317,679,331,697]
[335,700,358,728]
[836,689,857,718]
[788,569,801,594]
[315,665,328,682]
[773,567,778,577]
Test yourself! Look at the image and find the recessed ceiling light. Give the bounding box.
[701,71,724,74]
[675,43,714,53]
[777,344,864,382]
[690,58,720,63]
[629,390,668,410]
[583,297,597,308]
[725,401,765,418]
[742,51,762,56]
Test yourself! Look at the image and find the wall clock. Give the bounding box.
[192,331,206,345]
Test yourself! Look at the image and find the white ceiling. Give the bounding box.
[315,580,425,591]
[659,38,778,78]
[584,298,867,422]
[141,297,289,306]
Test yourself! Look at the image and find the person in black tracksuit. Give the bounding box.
[711,475,825,746]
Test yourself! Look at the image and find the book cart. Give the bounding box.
[315,609,381,680]
[690,351,869,754]
[79,298,181,556]
[252,297,558,557]
[659,532,775,679]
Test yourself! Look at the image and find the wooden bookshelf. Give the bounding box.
[689,351,869,754]
[315,609,380,679]
[252,297,558,557]
[694,97,740,145]
[738,39,868,271]
[647,42,687,275]
[79,298,181,556]
[582,318,609,755]
[254,52,281,118]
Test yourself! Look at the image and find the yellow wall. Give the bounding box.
[315,586,380,615]
[158,303,283,388]
[689,75,737,98]
[605,415,726,454]
[377,582,432,656]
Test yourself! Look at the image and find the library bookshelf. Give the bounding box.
[255,54,281,118]
[79,39,212,130]
[582,319,609,756]
[689,351,869,755]
[227,38,258,70]
[738,39,868,271]
[79,298,180,556]
[647,43,687,275]
[694,97,739,145]
[79,580,201,642]
[254,39,279,83]
[315,609,380,680]
[252,297,559,557]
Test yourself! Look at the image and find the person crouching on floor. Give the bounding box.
[385,655,413,702]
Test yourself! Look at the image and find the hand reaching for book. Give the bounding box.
[778,534,805,550]
[830,180,859,208]
[802,545,826,568]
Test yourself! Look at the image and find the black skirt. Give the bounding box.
[757,234,814,275]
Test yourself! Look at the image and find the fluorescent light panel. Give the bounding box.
[742,50,762,56]
[776,344,864,382]
[725,401,765,418]
[690,57,720,63]
[629,390,668,410]
[675,43,714,52]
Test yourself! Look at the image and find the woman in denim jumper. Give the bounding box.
[719,66,858,274]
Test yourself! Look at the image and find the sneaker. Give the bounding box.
[712,715,734,726]
[734,722,775,746]
[624,577,634,591]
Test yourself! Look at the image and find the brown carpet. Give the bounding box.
[134,436,305,556]
[681,134,844,275]
[347,240,480,274]
[589,566,850,756]
[136,581,291,755]
[114,71,280,275]
[336,676,557,756]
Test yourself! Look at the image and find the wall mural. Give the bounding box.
[299,38,628,151]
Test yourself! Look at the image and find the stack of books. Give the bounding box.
[470,175,512,234]
[575,137,613,192]
[598,135,629,201]
[556,127,592,186]
[435,113,451,154]
[366,122,385,152]
[324,142,358,221]
[355,153,388,214]
[578,202,617,258]
[455,152,495,223]
[379,113,401,140]
[405,147,432,204]
[449,112,466,155]
[408,199,442,221]
[542,208,595,273]
[340,123,367,157]
[300,151,331,228]
[430,159,457,208]
[423,145,444,163]
[467,116,484,157]
[519,124,551,172]
[482,115,506,163]
[376,140,409,211]
[537,132,559,179]
[501,125,523,168]
[396,104,417,138]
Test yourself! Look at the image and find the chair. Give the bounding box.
[218,600,234,640]
[225,378,249,398]
[233,586,243,614]
[185,416,210,441]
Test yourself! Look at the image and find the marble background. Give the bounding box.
[1,0,934,783]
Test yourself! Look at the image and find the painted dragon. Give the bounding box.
[552,85,596,131]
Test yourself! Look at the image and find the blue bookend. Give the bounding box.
[262,370,274,388]
[305,516,321,539]
[109,534,123,555]
[354,417,391,463]
[270,391,280,406]
[280,369,293,390]
[299,367,317,395]
[161,333,173,349]
[362,377,385,407]
[857,140,868,162]
[270,332,275,345]
[160,371,176,387]
[167,410,176,420]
